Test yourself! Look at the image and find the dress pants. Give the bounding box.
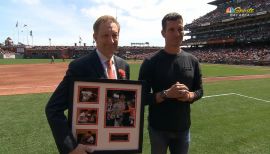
[148,126,190,154]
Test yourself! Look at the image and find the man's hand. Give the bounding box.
[165,82,195,102]
[156,82,190,103]
[69,144,94,154]
[166,82,189,98]
[177,91,196,102]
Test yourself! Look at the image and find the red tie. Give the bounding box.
[107,60,116,79]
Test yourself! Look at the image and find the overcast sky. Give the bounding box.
[0,0,216,46]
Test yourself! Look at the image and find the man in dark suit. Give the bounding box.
[45,15,130,154]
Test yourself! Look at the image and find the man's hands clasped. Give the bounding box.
[157,82,194,103]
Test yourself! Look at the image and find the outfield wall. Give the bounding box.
[3,53,15,59]
[0,53,24,59]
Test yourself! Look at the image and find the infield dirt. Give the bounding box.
[0,63,270,96]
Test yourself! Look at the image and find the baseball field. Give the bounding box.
[0,59,270,154]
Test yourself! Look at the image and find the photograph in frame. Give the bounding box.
[69,79,144,153]
[77,108,98,125]
[105,89,136,128]
[76,129,98,146]
[78,86,99,104]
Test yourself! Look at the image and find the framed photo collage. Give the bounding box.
[69,79,144,154]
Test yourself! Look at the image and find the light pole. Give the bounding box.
[16,21,19,44]
[21,30,24,44]
[49,38,51,46]
[30,30,33,46]
[79,36,82,46]
[24,24,29,45]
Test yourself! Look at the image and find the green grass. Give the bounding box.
[0,59,140,65]
[0,93,57,153]
[128,63,270,79]
[0,62,270,153]
[202,63,270,77]
[0,59,72,65]
[132,62,270,78]
[1,59,269,78]
[190,79,270,154]
[0,79,269,153]
[191,96,270,154]
[129,63,141,80]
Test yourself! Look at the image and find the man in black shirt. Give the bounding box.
[139,12,203,154]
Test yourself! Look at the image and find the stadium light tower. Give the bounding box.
[24,24,29,46]
[30,30,33,46]
[16,21,19,44]
[21,30,25,44]
[79,36,82,46]
[49,38,51,46]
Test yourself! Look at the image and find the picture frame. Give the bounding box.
[68,78,145,154]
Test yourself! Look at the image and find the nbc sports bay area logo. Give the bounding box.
[225,7,255,17]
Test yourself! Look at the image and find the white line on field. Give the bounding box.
[232,93,270,103]
[202,93,235,98]
[203,93,270,103]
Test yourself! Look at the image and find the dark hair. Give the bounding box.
[93,15,120,33]
[162,12,183,30]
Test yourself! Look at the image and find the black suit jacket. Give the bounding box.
[45,50,130,154]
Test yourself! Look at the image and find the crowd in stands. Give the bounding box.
[0,47,15,55]
[30,45,94,51]
[2,40,270,66]
[0,48,3,54]
[183,0,270,49]
[183,44,270,65]
[116,44,270,66]
[186,0,270,29]
[117,46,161,60]
[183,22,270,45]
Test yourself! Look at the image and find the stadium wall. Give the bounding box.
[3,53,15,59]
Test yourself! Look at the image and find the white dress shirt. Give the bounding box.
[96,50,117,79]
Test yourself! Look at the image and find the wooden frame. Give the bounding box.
[69,79,144,153]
